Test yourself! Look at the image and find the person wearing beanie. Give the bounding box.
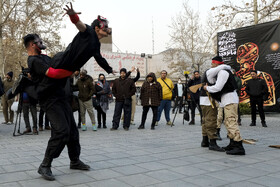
[111,68,136,131]
[76,70,96,131]
[1,71,15,125]
[203,56,245,155]
[7,71,13,79]
[120,66,141,126]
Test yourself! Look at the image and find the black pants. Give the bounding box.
[96,105,106,125]
[39,108,49,127]
[112,101,131,129]
[23,102,37,129]
[140,106,158,127]
[173,97,183,112]
[250,96,265,122]
[44,99,80,160]
[190,99,202,121]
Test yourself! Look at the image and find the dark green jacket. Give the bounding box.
[77,75,95,102]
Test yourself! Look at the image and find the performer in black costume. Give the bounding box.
[23,3,116,181]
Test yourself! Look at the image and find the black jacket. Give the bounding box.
[112,77,136,102]
[245,78,268,97]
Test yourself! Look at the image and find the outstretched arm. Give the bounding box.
[64,3,87,32]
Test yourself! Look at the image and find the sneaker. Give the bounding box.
[70,159,90,170]
[38,164,55,181]
[92,124,97,131]
[124,127,129,131]
[138,125,144,129]
[130,121,135,125]
[82,124,87,131]
[155,121,158,126]
[103,124,107,129]
[7,121,12,125]
[1,121,7,124]
[166,121,172,125]
[45,126,51,130]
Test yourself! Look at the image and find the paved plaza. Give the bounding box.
[0,104,280,187]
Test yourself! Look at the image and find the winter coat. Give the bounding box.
[140,73,162,106]
[76,75,95,102]
[95,78,111,113]
[112,77,136,102]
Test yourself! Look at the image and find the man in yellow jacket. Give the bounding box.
[156,70,174,125]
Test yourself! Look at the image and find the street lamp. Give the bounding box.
[141,53,152,74]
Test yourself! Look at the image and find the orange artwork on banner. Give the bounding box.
[236,42,275,106]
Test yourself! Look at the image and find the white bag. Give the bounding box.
[11,101,19,112]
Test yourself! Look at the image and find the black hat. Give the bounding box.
[99,73,105,77]
[120,68,127,74]
[212,56,223,62]
[7,71,13,78]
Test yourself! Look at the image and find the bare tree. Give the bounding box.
[211,0,280,29]
[166,2,218,77]
[0,0,70,77]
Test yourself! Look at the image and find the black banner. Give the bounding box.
[217,20,280,108]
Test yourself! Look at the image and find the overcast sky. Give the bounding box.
[59,0,222,55]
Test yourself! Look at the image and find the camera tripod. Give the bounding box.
[13,91,23,136]
[171,98,189,127]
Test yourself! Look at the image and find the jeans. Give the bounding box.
[157,100,171,122]
[140,106,158,127]
[23,102,37,129]
[112,101,132,129]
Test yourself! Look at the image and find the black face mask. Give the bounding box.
[34,37,46,50]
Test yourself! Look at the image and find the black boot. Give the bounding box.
[261,121,267,127]
[222,139,234,151]
[209,139,225,152]
[138,125,145,129]
[250,121,256,126]
[217,128,222,141]
[38,158,55,181]
[201,136,209,147]
[226,140,246,155]
[70,159,90,170]
[103,124,107,129]
[98,124,101,128]
[189,119,195,125]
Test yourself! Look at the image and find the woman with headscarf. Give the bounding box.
[95,73,111,128]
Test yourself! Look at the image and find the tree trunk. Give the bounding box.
[253,0,258,24]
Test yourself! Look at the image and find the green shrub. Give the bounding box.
[239,103,251,115]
